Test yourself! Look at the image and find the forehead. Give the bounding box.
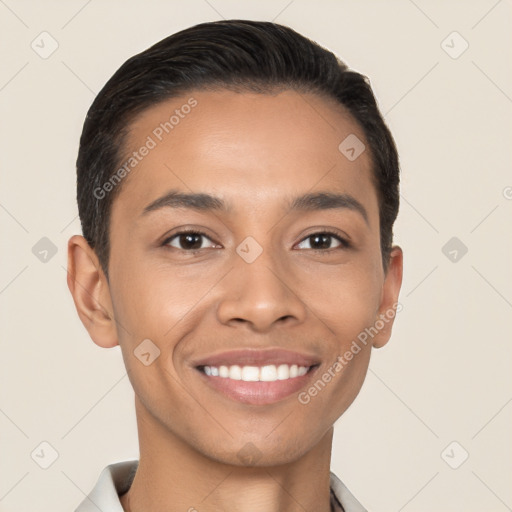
[112,88,377,220]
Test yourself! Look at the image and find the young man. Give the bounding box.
[68,19,403,512]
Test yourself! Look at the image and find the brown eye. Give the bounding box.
[163,230,217,251]
[296,232,350,251]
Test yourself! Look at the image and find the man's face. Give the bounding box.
[103,89,401,465]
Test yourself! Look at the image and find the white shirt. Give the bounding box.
[74,460,367,512]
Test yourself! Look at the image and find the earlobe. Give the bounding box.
[66,235,119,348]
[372,245,404,349]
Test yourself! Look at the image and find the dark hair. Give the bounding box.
[77,19,400,278]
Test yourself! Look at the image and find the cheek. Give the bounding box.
[295,262,380,408]
[109,263,220,385]
[110,263,199,339]
[298,261,381,339]
[108,267,196,412]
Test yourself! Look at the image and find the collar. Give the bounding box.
[74,460,367,512]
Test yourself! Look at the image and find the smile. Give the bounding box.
[195,362,320,405]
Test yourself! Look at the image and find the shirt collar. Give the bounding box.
[75,460,367,512]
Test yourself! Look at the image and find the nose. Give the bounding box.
[215,246,307,332]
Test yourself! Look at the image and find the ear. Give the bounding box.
[372,245,403,349]
[66,235,119,348]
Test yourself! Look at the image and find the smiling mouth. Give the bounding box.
[191,347,322,404]
[194,363,321,405]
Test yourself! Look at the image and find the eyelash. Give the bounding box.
[161,228,351,253]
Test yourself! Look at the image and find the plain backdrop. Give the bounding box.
[1,1,511,511]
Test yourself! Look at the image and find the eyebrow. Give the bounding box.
[141,189,369,225]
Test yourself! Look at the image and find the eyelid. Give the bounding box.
[296,224,351,241]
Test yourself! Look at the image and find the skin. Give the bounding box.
[67,89,403,512]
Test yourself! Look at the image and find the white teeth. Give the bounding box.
[277,364,289,380]
[260,365,278,381]
[297,366,308,376]
[241,366,260,381]
[229,365,242,380]
[202,363,311,381]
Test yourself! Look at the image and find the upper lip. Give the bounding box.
[192,348,321,368]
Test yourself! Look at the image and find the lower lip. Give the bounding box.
[195,366,319,405]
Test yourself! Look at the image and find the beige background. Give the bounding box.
[1,0,511,511]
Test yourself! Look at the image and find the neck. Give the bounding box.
[120,396,335,512]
